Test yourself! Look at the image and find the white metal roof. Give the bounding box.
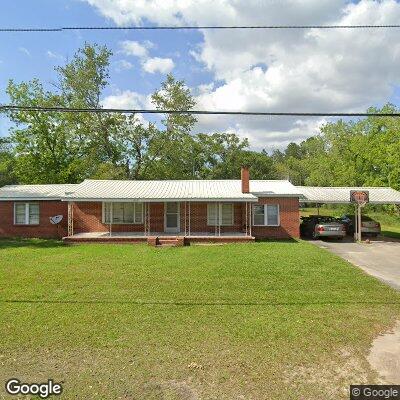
[250,180,302,196]
[64,179,259,202]
[0,184,79,201]
[297,186,400,204]
[60,179,301,202]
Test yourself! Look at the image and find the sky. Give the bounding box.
[1,0,400,151]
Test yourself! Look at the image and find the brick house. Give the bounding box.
[0,168,301,243]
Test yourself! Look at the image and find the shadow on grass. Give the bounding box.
[255,238,299,244]
[0,238,65,249]
[382,230,400,240]
[2,298,399,307]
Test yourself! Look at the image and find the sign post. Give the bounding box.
[350,191,369,242]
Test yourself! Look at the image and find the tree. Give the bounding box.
[6,79,80,183]
[6,44,126,183]
[151,74,197,135]
[0,138,17,186]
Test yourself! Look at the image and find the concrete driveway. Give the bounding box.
[313,237,400,290]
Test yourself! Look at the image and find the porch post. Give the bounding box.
[249,202,252,237]
[184,201,187,236]
[109,202,113,237]
[215,203,218,236]
[245,201,248,236]
[218,202,221,236]
[67,201,74,237]
[147,203,151,235]
[144,203,147,236]
[188,202,191,237]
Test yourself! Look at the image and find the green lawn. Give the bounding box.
[1,239,400,399]
[301,207,400,239]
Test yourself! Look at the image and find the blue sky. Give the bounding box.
[1,0,400,150]
[0,0,213,137]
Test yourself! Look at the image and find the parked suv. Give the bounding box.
[300,215,347,240]
[340,215,381,237]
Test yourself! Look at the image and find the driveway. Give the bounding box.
[313,237,400,290]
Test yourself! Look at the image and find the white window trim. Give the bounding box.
[207,203,234,226]
[102,202,144,225]
[252,204,280,227]
[14,202,40,225]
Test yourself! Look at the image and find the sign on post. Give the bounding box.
[350,190,369,205]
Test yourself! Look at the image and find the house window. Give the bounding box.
[207,203,234,226]
[14,203,40,225]
[252,204,280,226]
[253,205,265,226]
[103,202,143,224]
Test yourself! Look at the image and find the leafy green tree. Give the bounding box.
[6,44,126,182]
[0,137,17,186]
[6,79,80,183]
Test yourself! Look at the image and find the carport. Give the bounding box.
[296,186,400,241]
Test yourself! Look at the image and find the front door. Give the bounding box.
[165,202,180,233]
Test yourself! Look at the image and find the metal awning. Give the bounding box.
[297,186,400,204]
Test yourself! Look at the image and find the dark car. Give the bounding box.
[300,215,346,240]
[340,214,381,237]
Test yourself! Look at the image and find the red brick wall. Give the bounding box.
[73,202,144,233]
[181,202,244,234]
[0,201,68,238]
[251,197,300,239]
[0,198,300,239]
[72,202,246,235]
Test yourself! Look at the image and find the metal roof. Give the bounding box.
[60,179,301,202]
[2,181,398,204]
[250,180,302,196]
[0,184,79,201]
[297,186,400,204]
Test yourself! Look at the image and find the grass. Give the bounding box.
[301,207,400,240]
[1,239,400,399]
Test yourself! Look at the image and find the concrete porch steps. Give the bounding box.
[147,236,185,247]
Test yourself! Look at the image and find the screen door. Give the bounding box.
[165,202,180,233]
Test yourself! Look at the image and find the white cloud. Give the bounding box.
[120,40,150,58]
[46,50,65,62]
[142,57,174,74]
[114,59,133,72]
[119,40,174,74]
[86,0,400,148]
[101,90,151,126]
[102,90,146,109]
[18,47,31,57]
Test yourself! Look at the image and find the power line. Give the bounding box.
[2,24,400,32]
[1,105,399,117]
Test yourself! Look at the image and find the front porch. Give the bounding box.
[64,200,255,245]
[63,231,255,245]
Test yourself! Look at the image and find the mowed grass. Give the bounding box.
[1,239,400,399]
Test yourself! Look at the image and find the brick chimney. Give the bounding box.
[241,166,250,193]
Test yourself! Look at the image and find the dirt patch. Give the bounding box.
[142,380,199,400]
[368,320,400,384]
[282,348,371,399]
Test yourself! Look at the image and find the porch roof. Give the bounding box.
[0,179,302,202]
[62,179,260,202]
